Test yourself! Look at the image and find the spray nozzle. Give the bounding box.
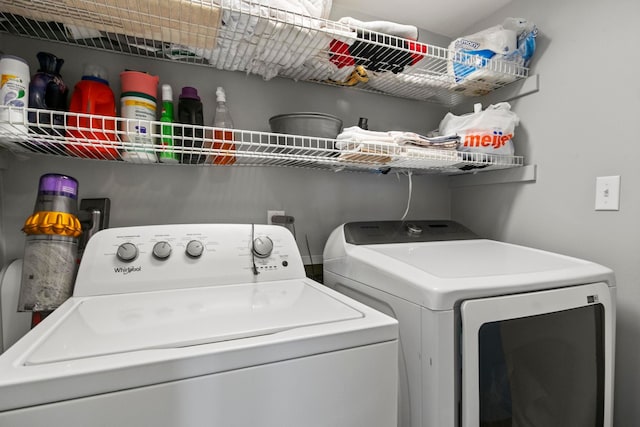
[216,87,226,102]
[161,84,173,101]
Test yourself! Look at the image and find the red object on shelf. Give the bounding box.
[329,35,427,72]
[66,75,119,159]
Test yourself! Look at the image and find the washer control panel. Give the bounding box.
[74,224,306,297]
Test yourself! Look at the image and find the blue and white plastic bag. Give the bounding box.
[448,18,538,96]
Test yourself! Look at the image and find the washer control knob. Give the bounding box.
[152,241,172,260]
[116,242,138,262]
[186,240,204,258]
[252,236,274,258]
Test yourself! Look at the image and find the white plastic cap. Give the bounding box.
[162,84,173,101]
[83,64,108,80]
[216,86,226,102]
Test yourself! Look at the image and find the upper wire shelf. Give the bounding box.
[0,107,524,175]
[0,0,529,106]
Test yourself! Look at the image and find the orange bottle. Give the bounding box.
[66,65,118,159]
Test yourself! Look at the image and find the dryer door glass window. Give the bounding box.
[478,304,604,427]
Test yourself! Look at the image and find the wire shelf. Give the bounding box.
[0,107,524,174]
[0,0,528,106]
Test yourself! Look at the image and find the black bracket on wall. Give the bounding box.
[78,198,111,252]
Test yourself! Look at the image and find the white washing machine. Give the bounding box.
[323,220,616,427]
[0,223,398,426]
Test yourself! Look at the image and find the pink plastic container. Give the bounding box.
[119,70,159,163]
[119,70,159,97]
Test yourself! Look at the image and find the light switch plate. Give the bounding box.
[595,176,620,211]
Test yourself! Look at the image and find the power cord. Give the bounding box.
[305,233,321,282]
[400,171,413,221]
[271,215,320,282]
[251,223,259,275]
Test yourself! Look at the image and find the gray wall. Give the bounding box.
[4,1,637,424]
[0,34,451,265]
[450,0,640,424]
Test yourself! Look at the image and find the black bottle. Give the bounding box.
[177,86,204,164]
[28,52,68,139]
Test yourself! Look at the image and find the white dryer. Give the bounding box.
[323,220,616,427]
[0,223,398,427]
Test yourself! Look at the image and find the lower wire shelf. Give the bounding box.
[0,107,524,175]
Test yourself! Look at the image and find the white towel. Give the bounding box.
[66,0,333,81]
[64,25,102,40]
[171,0,333,80]
[336,126,459,150]
[337,126,395,143]
[337,17,418,40]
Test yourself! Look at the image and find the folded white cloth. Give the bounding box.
[390,131,459,149]
[337,17,418,39]
[336,126,459,150]
[195,0,336,80]
[65,25,102,40]
[163,3,331,80]
[66,0,333,81]
[337,126,395,144]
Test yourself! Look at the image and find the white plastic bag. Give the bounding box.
[439,102,519,155]
[447,18,538,95]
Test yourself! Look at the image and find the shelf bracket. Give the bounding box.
[501,74,540,103]
[455,74,540,113]
[484,74,540,105]
[448,164,537,187]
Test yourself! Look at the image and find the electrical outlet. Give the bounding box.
[267,210,285,225]
[595,176,620,211]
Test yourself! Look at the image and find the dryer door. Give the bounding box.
[460,282,614,427]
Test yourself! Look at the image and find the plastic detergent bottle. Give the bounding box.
[66,64,117,159]
[120,70,159,163]
[177,86,204,164]
[0,55,29,113]
[158,84,178,163]
[28,52,68,130]
[0,54,30,147]
[206,86,235,165]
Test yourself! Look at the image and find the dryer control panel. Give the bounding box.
[73,224,306,297]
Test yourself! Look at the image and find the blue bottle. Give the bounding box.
[28,52,68,135]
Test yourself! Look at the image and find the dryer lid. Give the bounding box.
[372,239,582,278]
[25,280,363,365]
[343,239,615,310]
